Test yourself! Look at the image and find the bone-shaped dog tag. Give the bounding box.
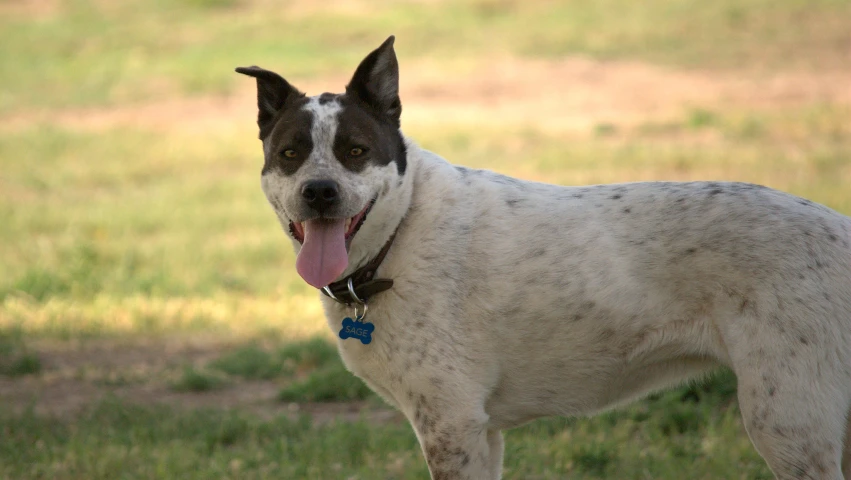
[338,316,375,345]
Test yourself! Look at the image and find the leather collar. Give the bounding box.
[320,232,397,305]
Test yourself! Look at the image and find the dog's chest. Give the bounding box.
[322,303,413,403]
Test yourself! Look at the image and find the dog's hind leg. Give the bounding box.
[737,369,847,479]
[734,354,849,479]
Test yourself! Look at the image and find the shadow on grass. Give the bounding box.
[0,328,41,377]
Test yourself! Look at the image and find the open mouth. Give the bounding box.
[288,199,376,289]
[288,199,375,249]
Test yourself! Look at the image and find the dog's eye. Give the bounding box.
[348,147,365,157]
[281,149,298,159]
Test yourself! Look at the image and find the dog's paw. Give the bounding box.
[339,317,375,345]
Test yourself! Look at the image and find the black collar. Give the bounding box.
[320,232,397,305]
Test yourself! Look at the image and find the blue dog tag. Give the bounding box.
[339,316,375,345]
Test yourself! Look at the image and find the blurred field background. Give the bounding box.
[1,0,850,478]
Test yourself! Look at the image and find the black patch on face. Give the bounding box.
[318,92,339,105]
[261,97,313,176]
[241,37,406,178]
[333,93,407,175]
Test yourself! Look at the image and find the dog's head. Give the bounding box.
[236,36,407,289]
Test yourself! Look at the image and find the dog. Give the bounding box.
[236,36,851,479]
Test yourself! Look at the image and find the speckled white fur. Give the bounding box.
[245,41,851,480]
[312,139,851,479]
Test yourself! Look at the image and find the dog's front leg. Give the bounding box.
[409,401,504,480]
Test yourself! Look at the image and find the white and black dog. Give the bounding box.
[237,36,851,479]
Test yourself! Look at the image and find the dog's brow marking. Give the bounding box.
[303,96,342,168]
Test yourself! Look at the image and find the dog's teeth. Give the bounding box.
[346,218,352,231]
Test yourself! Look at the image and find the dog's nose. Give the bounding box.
[301,180,339,214]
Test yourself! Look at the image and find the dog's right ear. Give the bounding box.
[346,36,401,127]
[235,66,304,138]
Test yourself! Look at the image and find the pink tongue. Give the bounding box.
[296,219,349,288]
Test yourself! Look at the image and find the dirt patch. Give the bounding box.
[0,338,403,425]
[3,56,849,134]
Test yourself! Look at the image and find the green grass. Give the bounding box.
[210,344,282,380]
[0,328,42,377]
[278,360,374,402]
[0,374,773,479]
[1,0,850,478]
[1,0,848,113]
[172,366,228,392]
[207,337,375,402]
[0,399,427,480]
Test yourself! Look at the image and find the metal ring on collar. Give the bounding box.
[347,278,365,305]
[354,302,369,321]
[322,286,339,302]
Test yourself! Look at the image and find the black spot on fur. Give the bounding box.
[799,336,810,345]
[623,207,631,214]
[610,194,622,200]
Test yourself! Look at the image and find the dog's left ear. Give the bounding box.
[235,66,304,139]
[346,36,402,127]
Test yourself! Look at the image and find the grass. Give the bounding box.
[172,366,227,392]
[278,360,375,402]
[0,328,42,377]
[0,373,773,479]
[1,0,849,113]
[210,344,282,379]
[207,337,375,401]
[0,0,849,478]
